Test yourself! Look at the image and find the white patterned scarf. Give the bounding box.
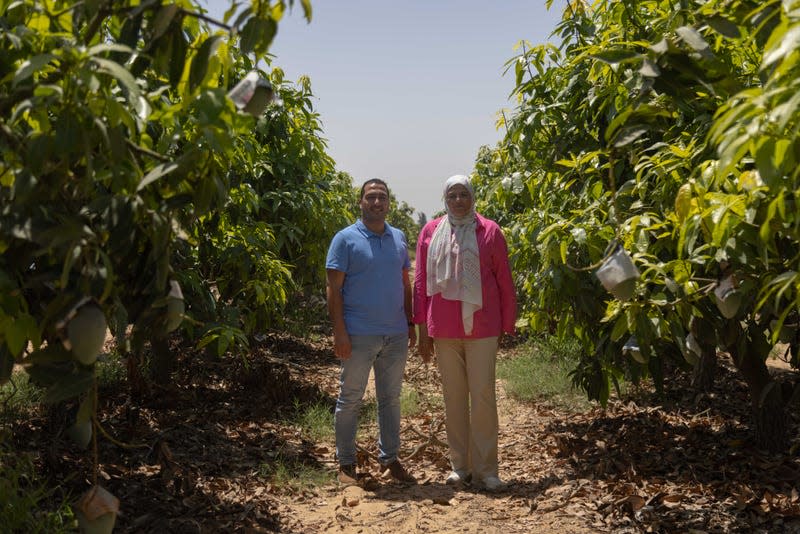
[426,175,482,335]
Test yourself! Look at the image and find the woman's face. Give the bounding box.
[445,184,473,218]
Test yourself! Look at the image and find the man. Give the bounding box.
[326,178,417,487]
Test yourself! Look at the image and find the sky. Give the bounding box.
[203,1,566,219]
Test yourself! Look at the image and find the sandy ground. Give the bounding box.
[273,370,597,534]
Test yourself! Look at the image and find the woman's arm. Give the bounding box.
[413,224,434,362]
[491,224,518,334]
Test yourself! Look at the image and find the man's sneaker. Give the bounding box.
[384,460,417,484]
[337,464,358,486]
[445,470,471,485]
[481,476,506,492]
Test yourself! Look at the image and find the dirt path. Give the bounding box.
[273,355,597,534]
[265,342,800,534]
[12,333,799,533]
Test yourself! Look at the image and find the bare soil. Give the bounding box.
[8,333,800,533]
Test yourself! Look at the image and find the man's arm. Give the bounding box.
[326,269,351,360]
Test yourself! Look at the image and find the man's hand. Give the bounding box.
[326,269,350,360]
[333,329,352,360]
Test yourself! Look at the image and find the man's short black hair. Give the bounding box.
[360,178,389,200]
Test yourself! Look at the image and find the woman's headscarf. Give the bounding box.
[426,175,482,335]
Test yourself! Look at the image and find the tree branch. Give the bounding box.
[126,139,171,163]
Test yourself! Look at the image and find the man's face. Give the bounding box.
[360,182,390,223]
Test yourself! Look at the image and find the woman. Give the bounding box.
[413,175,517,491]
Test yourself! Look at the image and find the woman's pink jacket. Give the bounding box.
[413,214,517,338]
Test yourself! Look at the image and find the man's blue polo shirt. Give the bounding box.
[326,219,410,335]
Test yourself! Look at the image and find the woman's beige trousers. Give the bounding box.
[434,336,500,480]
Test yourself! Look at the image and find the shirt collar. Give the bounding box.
[356,219,387,237]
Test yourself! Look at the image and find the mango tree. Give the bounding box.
[474,0,796,450]
[174,66,354,361]
[0,1,375,512]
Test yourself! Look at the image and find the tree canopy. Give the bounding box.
[0,0,355,416]
[473,0,798,450]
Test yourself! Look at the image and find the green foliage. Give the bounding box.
[0,368,43,424]
[292,399,334,442]
[0,448,75,533]
[258,451,333,491]
[400,386,421,416]
[474,0,798,447]
[95,352,126,389]
[498,337,591,411]
[387,199,420,250]
[0,0,356,410]
[350,398,377,443]
[265,401,336,492]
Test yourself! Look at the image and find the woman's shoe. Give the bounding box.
[445,470,471,485]
[481,476,506,492]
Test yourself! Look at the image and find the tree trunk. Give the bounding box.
[126,352,146,398]
[729,345,787,452]
[691,347,717,392]
[754,383,788,451]
[150,337,175,386]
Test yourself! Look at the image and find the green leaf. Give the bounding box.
[13,54,56,86]
[610,314,629,341]
[151,3,181,42]
[675,26,713,59]
[24,344,73,365]
[764,25,800,68]
[169,28,188,89]
[118,12,143,49]
[25,362,68,387]
[613,126,649,148]
[639,58,660,77]
[87,43,135,57]
[232,6,253,28]
[3,319,24,357]
[766,270,797,291]
[189,36,222,92]
[675,183,692,222]
[271,2,285,21]
[137,161,180,191]
[650,38,669,54]
[193,174,216,214]
[705,15,741,39]
[44,370,94,404]
[300,0,313,21]
[76,394,95,424]
[91,57,141,103]
[240,17,277,55]
[590,48,641,65]
[717,134,751,179]
[33,83,63,100]
[4,313,39,356]
[760,192,785,243]
[756,138,790,186]
[0,346,12,386]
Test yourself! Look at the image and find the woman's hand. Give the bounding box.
[408,323,417,349]
[417,322,434,364]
